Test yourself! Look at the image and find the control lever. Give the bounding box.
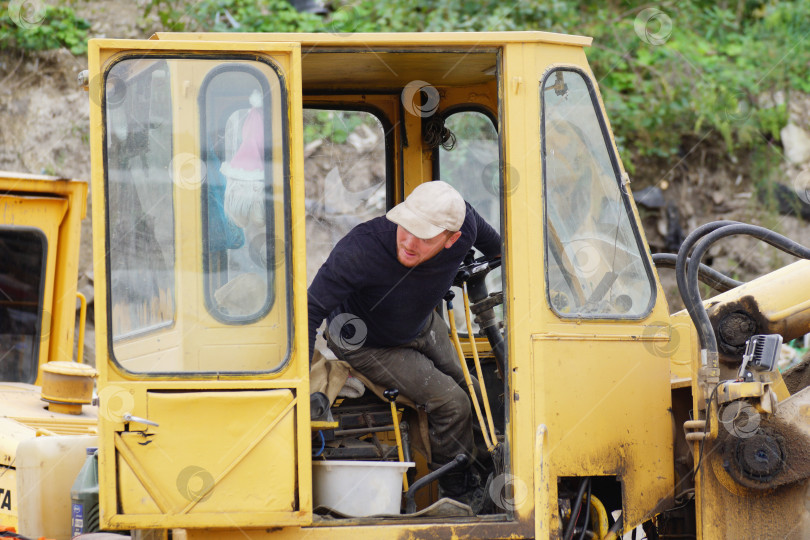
[384,388,409,491]
[405,454,469,514]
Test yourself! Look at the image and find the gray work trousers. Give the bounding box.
[326,311,482,466]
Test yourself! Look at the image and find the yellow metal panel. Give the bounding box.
[154,30,593,48]
[517,41,676,534]
[500,42,542,532]
[0,466,17,530]
[1,174,86,377]
[116,390,296,520]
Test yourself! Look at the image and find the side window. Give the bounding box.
[201,67,276,322]
[105,59,175,340]
[0,228,46,383]
[439,110,501,334]
[304,109,387,283]
[304,108,387,357]
[542,69,655,318]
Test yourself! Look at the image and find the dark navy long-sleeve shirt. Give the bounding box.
[307,203,501,360]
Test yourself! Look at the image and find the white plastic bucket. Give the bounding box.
[312,460,414,516]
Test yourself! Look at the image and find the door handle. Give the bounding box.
[123,413,159,427]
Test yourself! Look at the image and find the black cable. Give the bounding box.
[577,478,592,540]
[564,478,589,540]
[423,115,456,150]
[684,224,810,356]
[675,220,739,328]
[652,253,742,293]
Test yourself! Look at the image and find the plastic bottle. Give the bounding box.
[70,447,99,537]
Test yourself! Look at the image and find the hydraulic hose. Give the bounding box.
[681,223,810,374]
[577,479,592,540]
[675,220,739,323]
[652,253,742,293]
[563,478,589,540]
[674,221,743,386]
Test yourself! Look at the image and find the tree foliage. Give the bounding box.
[0,2,90,54]
[140,0,808,171]
[3,0,807,173]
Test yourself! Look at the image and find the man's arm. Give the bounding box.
[468,204,502,259]
[306,235,365,363]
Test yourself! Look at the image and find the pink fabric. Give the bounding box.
[223,107,264,179]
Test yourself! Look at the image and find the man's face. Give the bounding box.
[396,225,461,267]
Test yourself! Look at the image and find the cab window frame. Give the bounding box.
[540,66,657,321]
[199,62,283,326]
[102,53,294,377]
[304,101,395,210]
[433,106,504,339]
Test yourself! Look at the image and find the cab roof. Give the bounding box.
[150,31,592,92]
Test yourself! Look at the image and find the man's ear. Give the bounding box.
[444,230,462,249]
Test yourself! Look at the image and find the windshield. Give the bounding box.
[542,69,655,319]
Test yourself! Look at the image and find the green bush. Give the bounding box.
[0,3,90,55]
[315,0,808,173]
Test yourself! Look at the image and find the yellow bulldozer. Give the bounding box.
[4,30,810,539]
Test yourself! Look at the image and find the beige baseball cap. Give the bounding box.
[386,181,466,239]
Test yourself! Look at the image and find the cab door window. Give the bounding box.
[104,56,292,373]
[542,69,655,318]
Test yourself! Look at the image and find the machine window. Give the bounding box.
[542,69,655,318]
[201,67,278,322]
[303,108,387,282]
[303,108,387,357]
[105,58,176,341]
[439,110,501,335]
[104,56,291,374]
[0,228,46,383]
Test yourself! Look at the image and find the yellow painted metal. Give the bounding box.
[115,391,296,522]
[387,400,408,491]
[0,466,16,530]
[40,361,97,413]
[684,259,810,539]
[156,30,593,47]
[76,292,87,363]
[716,381,766,404]
[521,40,675,533]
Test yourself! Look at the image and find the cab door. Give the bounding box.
[88,39,309,529]
[518,59,675,531]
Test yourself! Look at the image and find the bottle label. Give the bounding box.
[72,502,84,536]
